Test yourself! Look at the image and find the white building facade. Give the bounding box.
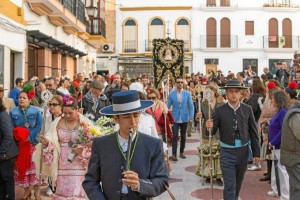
[0,0,27,94]
[114,0,300,77]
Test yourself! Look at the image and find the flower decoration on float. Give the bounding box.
[22,83,35,99]
[62,95,74,105]
[267,81,276,89]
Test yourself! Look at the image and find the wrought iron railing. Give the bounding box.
[88,18,106,37]
[59,0,86,25]
[124,40,137,53]
[200,35,238,48]
[263,35,297,48]
[145,39,190,52]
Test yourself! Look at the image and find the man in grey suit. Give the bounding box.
[206,79,260,200]
[82,90,168,200]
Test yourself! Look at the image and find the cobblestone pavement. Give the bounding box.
[18,130,277,200]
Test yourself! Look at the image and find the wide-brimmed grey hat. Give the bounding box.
[100,90,154,115]
[219,79,248,90]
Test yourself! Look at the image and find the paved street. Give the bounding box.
[154,130,278,200]
[19,130,278,200]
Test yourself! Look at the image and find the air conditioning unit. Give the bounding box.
[102,44,114,53]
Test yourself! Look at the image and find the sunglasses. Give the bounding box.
[176,81,184,84]
[148,96,157,100]
[49,103,60,107]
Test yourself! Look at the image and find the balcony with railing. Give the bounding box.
[263,35,299,49]
[87,18,106,37]
[59,0,86,25]
[124,40,137,53]
[145,40,154,52]
[263,0,299,8]
[28,0,87,33]
[145,39,191,52]
[203,0,237,9]
[200,35,238,50]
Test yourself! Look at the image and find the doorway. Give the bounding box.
[10,52,15,89]
[206,64,217,74]
[28,47,37,79]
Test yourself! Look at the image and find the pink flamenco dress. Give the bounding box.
[44,127,91,200]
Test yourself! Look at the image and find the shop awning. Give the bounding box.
[27,30,87,57]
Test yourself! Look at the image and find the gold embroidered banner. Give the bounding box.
[152,37,184,88]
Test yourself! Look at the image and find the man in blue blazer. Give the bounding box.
[82,90,168,200]
[168,76,194,161]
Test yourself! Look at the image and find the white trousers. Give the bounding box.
[271,149,290,200]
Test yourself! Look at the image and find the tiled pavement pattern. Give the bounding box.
[18,130,278,200]
[154,131,278,200]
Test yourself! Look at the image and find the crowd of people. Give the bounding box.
[0,54,300,199]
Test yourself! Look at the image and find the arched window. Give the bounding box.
[268,18,278,48]
[148,17,165,51]
[206,18,217,48]
[176,18,191,52]
[220,18,231,48]
[282,18,292,48]
[123,19,138,52]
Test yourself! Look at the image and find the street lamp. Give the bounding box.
[86,5,97,17]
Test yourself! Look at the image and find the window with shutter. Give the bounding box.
[221,18,231,48]
[268,18,278,48]
[149,18,165,50]
[206,18,217,48]
[282,18,292,48]
[176,18,190,52]
[124,19,138,52]
[245,21,254,35]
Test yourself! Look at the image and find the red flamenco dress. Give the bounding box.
[14,127,39,187]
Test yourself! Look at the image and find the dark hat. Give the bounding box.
[100,90,154,115]
[219,78,248,90]
[92,80,104,90]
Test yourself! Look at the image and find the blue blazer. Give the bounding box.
[82,132,168,200]
[167,89,194,123]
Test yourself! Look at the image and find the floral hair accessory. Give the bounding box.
[22,83,35,99]
[267,82,275,89]
[63,95,74,105]
[146,88,153,94]
[288,81,298,90]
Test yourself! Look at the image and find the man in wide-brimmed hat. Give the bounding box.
[206,78,260,200]
[83,90,168,200]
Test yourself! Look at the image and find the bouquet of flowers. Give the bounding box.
[94,116,114,135]
[68,122,100,164]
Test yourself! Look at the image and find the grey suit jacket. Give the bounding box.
[82,132,168,200]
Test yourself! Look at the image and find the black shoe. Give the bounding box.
[206,178,210,183]
[263,172,268,176]
[260,175,270,181]
[216,178,223,186]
